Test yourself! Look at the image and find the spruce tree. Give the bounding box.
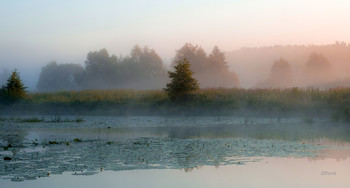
[164,58,199,100]
[3,70,26,101]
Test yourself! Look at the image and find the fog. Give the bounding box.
[2,42,350,91]
[226,42,350,88]
[2,0,350,90]
[0,44,85,90]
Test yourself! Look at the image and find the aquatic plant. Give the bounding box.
[18,117,44,123]
[75,117,84,123]
[48,141,58,145]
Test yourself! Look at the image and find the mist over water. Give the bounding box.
[2,1,350,187]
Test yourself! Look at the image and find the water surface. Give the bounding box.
[0,116,349,187]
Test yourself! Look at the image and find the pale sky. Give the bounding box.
[1,0,350,88]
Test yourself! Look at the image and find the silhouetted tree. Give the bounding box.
[304,52,333,85]
[37,61,84,92]
[1,70,26,102]
[78,48,120,89]
[164,58,199,100]
[208,46,239,87]
[121,45,167,89]
[259,58,293,88]
[209,46,229,71]
[173,43,239,88]
[77,46,167,90]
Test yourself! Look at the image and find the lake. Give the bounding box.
[0,116,349,187]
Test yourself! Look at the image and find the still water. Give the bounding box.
[0,116,349,187]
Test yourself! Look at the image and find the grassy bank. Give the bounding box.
[0,88,350,120]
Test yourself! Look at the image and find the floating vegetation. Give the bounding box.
[50,116,62,123]
[75,117,84,123]
[0,137,324,182]
[48,141,58,145]
[50,117,84,123]
[3,157,11,161]
[3,144,12,151]
[18,117,44,123]
[0,116,348,182]
[5,116,85,124]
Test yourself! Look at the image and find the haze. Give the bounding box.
[1,0,350,90]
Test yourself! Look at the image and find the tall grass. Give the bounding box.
[26,89,166,104]
[1,88,350,120]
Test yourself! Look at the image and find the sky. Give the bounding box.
[1,0,350,89]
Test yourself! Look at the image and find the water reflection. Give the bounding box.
[0,134,322,181]
[0,116,350,182]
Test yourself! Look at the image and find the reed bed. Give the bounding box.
[1,88,350,120]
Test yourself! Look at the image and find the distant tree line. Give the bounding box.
[37,43,240,92]
[35,42,344,92]
[37,62,84,91]
[226,42,350,88]
[259,52,333,88]
[37,45,168,91]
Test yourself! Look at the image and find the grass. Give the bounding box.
[0,88,350,121]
